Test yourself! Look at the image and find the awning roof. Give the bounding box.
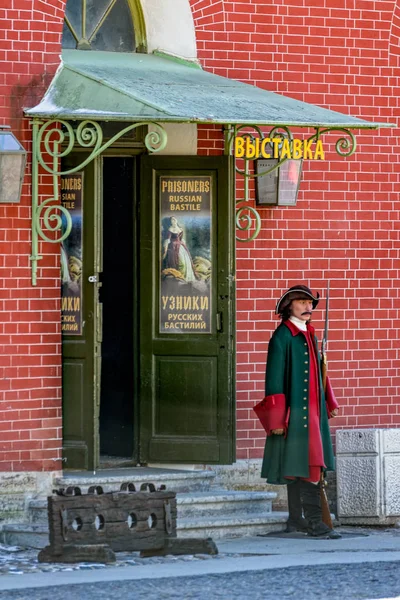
[26,50,392,129]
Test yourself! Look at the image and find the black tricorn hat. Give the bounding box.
[275,285,320,315]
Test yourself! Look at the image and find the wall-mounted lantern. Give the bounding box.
[255,158,303,207]
[0,126,27,203]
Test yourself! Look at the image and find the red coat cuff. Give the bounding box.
[253,393,286,434]
[325,376,339,415]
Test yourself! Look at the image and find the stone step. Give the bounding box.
[0,511,288,549]
[28,490,276,524]
[0,468,285,549]
[27,499,50,524]
[177,512,288,540]
[0,494,28,524]
[177,491,276,519]
[53,468,217,495]
[0,523,49,550]
[0,488,284,549]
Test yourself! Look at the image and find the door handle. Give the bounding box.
[216,312,223,332]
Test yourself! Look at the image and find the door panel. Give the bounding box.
[61,157,99,470]
[155,356,218,435]
[140,156,235,464]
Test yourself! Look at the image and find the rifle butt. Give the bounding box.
[320,482,333,529]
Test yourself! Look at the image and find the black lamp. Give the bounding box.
[255,158,302,207]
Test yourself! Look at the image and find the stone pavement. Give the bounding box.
[0,526,399,593]
[1,561,400,600]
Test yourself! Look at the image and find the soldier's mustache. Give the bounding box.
[302,311,312,315]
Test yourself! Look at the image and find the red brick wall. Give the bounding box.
[0,0,399,471]
[192,0,400,460]
[0,0,65,471]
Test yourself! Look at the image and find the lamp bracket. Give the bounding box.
[226,124,356,242]
[30,119,168,285]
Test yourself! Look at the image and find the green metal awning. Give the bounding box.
[26,50,391,129]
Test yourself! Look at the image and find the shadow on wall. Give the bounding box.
[11,72,55,139]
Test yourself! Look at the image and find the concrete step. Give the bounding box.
[26,499,49,524]
[177,491,276,519]
[0,511,288,549]
[0,489,285,549]
[0,523,49,550]
[53,468,217,494]
[27,490,277,524]
[177,512,288,540]
[0,494,28,524]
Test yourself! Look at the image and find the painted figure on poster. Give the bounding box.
[61,241,82,297]
[162,216,197,282]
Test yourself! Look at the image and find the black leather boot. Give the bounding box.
[286,479,309,533]
[300,480,341,539]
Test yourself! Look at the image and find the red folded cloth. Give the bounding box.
[253,393,286,435]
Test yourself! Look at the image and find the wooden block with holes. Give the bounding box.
[38,484,177,562]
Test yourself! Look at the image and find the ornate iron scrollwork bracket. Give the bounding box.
[226,124,357,243]
[30,119,168,285]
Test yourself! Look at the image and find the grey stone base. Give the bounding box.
[339,517,400,527]
[337,429,400,525]
[0,471,56,524]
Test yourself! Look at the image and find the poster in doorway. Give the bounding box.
[160,175,212,334]
[60,172,83,335]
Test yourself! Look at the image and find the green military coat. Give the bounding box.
[261,321,335,485]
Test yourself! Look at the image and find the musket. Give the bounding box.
[321,280,330,392]
[320,281,333,529]
[320,471,333,529]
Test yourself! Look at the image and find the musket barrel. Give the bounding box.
[321,281,330,392]
[323,280,330,344]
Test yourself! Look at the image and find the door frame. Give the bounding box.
[61,152,100,471]
[62,147,236,468]
[61,148,142,469]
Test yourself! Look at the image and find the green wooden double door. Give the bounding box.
[62,154,235,471]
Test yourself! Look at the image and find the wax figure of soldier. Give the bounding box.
[261,285,341,539]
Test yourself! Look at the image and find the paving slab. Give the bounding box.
[0,527,398,592]
[217,526,400,555]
